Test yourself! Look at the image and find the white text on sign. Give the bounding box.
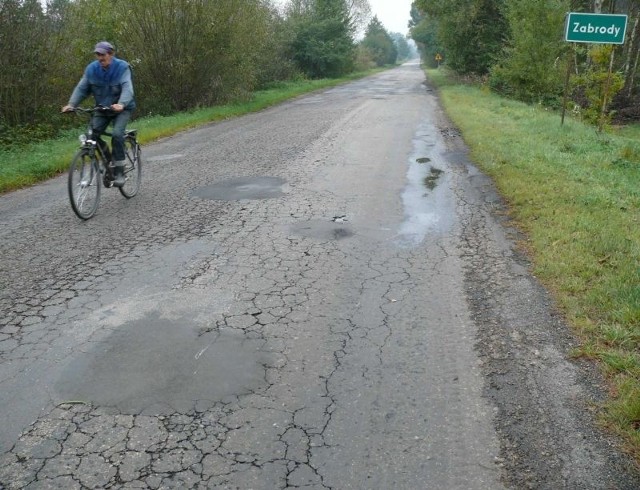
[572,22,622,38]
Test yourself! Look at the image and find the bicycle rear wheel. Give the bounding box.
[120,137,141,198]
[68,150,101,219]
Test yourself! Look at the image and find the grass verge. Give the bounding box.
[427,68,640,459]
[0,72,381,194]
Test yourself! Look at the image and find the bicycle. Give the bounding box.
[65,106,142,220]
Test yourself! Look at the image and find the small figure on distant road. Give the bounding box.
[62,41,135,187]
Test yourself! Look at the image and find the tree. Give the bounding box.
[409,3,441,66]
[390,32,412,61]
[345,0,372,36]
[116,0,278,113]
[0,0,52,126]
[574,44,624,128]
[252,3,301,87]
[616,0,640,118]
[1,0,299,139]
[360,16,397,66]
[412,0,506,75]
[489,0,569,104]
[290,0,356,78]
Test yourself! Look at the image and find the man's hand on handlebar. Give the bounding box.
[111,103,124,113]
[61,105,75,113]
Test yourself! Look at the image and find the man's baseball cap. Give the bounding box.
[94,41,114,55]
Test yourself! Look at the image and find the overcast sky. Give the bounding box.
[367,0,413,35]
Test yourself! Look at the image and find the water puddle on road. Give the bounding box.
[396,123,455,246]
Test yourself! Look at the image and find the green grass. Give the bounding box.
[0,73,381,194]
[427,68,640,458]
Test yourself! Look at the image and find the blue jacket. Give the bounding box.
[69,58,135,110]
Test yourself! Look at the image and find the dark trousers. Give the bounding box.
[91,110,132,162]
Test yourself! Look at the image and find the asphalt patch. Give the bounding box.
[193,176,286,201]
[55,314,272,414]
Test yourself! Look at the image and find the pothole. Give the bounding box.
[440,127,462,140]
[424,167,444,190]
[289,218,354,241]
[332,215,348,223]
[193,176,286,201]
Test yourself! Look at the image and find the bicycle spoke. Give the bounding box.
[68,151,100,219]
[119,138,141,198]
[75,166,97,210]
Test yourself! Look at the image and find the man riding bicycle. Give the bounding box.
[62,41,136,187]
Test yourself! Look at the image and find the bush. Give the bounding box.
[572,45,624,129]
[488,0,568,104]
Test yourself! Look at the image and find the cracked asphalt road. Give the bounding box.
[1,62,639,489]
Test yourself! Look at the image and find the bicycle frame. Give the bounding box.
[72,107,116,181]
[65,106,141,219]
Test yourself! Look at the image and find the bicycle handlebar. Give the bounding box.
[62,105,115,115]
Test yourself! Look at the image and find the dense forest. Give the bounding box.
[0,0,412,147]
[409,0,640,126]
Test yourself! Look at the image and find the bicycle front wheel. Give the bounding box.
[68,150,101,219]
[120,137,142,198]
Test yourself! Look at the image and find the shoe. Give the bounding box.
[113,161,125,187]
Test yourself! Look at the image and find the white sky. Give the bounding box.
[367,0,413,35]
